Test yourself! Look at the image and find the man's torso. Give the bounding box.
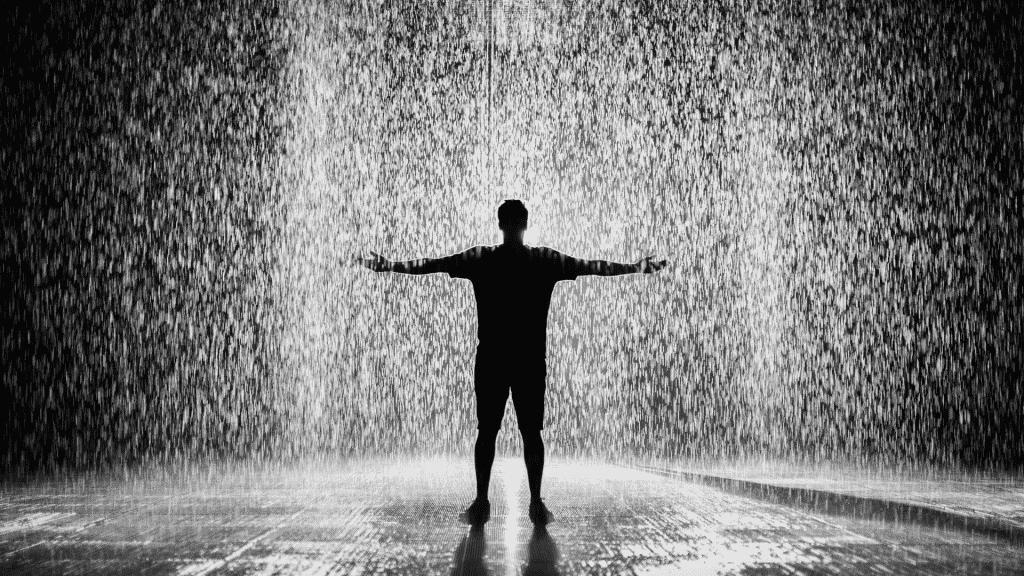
[449,244,576,358]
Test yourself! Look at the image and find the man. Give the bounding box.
[357,199,667,526]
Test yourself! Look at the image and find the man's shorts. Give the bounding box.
[474,349,547,432]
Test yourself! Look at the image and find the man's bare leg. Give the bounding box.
[522,429,553,525]
[461,428,499,525]
[475,428,500,500]
[521,429,544,500]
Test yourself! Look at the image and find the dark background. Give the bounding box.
[2,0,287,471]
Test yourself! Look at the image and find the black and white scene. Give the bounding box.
[2,0,1023,574]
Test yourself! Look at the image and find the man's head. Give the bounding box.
[497,199,528,233]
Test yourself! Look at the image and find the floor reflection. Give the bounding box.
[450,525,560,576]
[523,526,560,576]
[451,525,489,576]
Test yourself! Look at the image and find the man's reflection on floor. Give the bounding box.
[451,525,560,576]
[451,525,489,576]
[523,526,560,576]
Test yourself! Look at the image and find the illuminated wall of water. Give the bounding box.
[3,0,1021,472]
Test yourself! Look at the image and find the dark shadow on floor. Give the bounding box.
[523,526,560,576]
[451,525,489,576]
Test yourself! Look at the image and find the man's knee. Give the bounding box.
[520,429,543,448]
[477,427,500,442]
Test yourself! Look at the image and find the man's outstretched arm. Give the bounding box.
[571,255,669,276]
[355,251,453,274]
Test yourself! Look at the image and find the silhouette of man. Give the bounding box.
[358,199,667,526]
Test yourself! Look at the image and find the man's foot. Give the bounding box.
[459,498,490,526]
[528,498,553,526]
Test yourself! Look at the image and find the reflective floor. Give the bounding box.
[2,458,1023,575]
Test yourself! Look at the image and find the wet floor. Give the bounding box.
[1,458,1022,575]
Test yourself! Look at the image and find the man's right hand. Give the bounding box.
[635,255,669,274]
[355,251,391,272]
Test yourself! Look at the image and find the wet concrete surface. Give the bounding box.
[2,458,1023,575]
[636,463,1024,546]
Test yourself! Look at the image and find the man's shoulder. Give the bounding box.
[528,245,568,261]
[466,245,499,259]
[453,245,495,259]
[445,245,494,278]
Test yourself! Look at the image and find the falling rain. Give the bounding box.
[3,0,1021,481]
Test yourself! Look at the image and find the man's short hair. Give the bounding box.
[497,199,528,231]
